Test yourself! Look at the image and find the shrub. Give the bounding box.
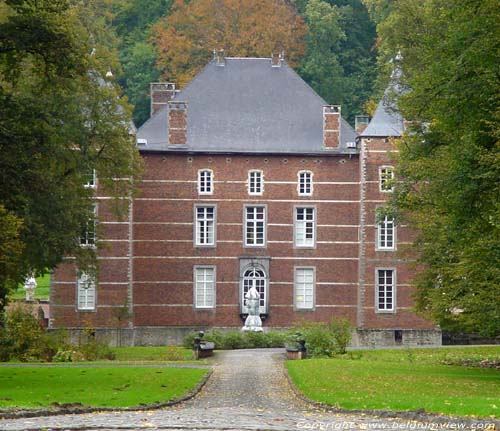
[293,318,353,358]
[77,327,116,361]
[0,303,58,361]
[164,346,187,361]
[329,318,353,354]
[183,329,289,350]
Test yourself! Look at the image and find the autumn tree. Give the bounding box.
[0,0,141,314]
[152,0,307,87]
[378,0,500,335]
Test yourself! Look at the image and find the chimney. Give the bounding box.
[168,101,187,146]
[213,48,225,66]
[150,82,176,117]
[355,115,370,134]
[271,51,284,67]
[323,105,341,149]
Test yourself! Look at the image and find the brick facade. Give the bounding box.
[51,148,440,346]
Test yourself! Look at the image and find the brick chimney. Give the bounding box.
[213,48,225,66]
[323,105,341,149]
[168,101,187,146]
[355,115,370,134]
[271,52,284,67]
[150,83,176,117]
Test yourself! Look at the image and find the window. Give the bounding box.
[379,166,394,192]
[245,206,266,246]
[295,207,315,247]
[377,216,395,250]
[298,171,313,196]
[248,170,263,195]
[80,203,97,247]
[84,169,96,188]
[295,268,315,310]
[198,169,213,194]
[242,267,266,313]
[377,268,395,312]
[77,271,96,310]
[195,206,215,246]
[194,266,215,308]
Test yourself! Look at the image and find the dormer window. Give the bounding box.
[198,169,213,194]
[298,171,313,196]
[248,170,263,195]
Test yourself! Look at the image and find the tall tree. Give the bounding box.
[298,0,377,121]
[378,0,500,335]
[0,0,141,313]
[152,0,307,87]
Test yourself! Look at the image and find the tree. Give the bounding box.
[0,0,142,314]
[377,0,500,335]
[298,0,377,121]
[152,0,307,87]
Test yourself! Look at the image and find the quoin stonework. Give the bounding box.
[51,53,441,346]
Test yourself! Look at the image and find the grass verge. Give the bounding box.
[0,366,207,408]
[286,347,500,418]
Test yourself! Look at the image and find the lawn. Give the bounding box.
[286,346,500,418]
[0,366,207,409]
[8,273,50,300]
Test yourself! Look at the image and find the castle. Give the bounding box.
[50,53,441,346]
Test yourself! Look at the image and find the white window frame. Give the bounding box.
[248,170,264,195]
[244,205,266,247]
[80,203,97,248]
[297,171,313,196]
[84,169,96,189]
[376,268,396,313]
[77,271,96,311]
[377,215,395,251]
[194,266,216,309]
[241,266,267,314]
[294,206,316,248]
[379,166,394,192]
[194,205,216,247]
[294,267,315,310]
[198,169,213,195]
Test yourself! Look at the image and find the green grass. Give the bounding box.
[286,347,500,418]
[0,366,207,408]
[8,273,50,300]
[111,346,194,362]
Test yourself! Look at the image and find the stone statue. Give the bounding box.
[23,275,37,302]
[242,286,263,332]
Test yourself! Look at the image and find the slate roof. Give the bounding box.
[137,58,357,154]
[361,71,404,138]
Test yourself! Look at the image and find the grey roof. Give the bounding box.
[361,73,405,138]
[137,58,357,154]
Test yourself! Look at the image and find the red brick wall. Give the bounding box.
[358,137,436,330]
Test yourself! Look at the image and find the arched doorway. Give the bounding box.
[241,266,267,314]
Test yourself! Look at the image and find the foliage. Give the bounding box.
[292,318,353,357]
[0,366,208,408]
[287,347,500,417]
[182,330,289,350]
[152,0,307,87]
[375,0,500,336]
[0,0,142,312]
[299,0,377,122]
[0,303,57,361]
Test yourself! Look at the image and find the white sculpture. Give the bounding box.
[23,276,37,301]
[242,286,263,332]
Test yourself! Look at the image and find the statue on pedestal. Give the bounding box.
[23,276,37,302]
[242,286,263,332]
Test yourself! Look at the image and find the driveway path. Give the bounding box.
[0,349,462,431]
